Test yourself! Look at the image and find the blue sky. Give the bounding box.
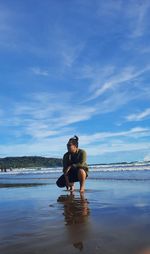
[0,0,150,163]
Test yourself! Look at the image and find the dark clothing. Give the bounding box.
[56,148,88,188]
[56,167,82,187]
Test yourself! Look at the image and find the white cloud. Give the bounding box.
[125,108,150,122]
[25,124,60,139]
[31,67,49,76]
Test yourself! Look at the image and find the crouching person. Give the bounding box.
[56,136,88,193]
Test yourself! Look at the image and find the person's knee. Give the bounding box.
[78,168,86,179]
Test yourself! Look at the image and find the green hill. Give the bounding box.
[0,156,62,169]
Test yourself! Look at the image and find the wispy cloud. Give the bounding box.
[86,141,150,156]
[140,46,150,54]
[30,67,49,76]
[94,89,136,114]
[0,127,150,158]
[76,64,115,85]
[0,88,142,141]
[84,65,150,101]
[0,92,97,140]
[59,41,84,68]
[0,5,14,47]
[128,0,150,38]
[1,81,149,141]
[79,127,150,145]
[125,108,150,122]
[96,0,150,39]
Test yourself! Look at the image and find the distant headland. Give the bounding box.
[0,156,63,170]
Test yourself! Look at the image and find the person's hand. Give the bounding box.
[64,172,71,187]
[64,166,72,190]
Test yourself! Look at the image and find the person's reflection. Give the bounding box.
[57,193,90,251]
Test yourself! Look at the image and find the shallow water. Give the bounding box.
[0,169,150,254]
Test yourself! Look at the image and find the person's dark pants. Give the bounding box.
[56,167,88,188]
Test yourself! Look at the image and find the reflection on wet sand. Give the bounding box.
[57,193,90,251]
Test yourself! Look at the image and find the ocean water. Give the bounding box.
[0,161,150,185]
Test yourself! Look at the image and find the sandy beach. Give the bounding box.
[0,170,150,254]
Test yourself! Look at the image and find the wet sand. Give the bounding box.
[0,178,150,254]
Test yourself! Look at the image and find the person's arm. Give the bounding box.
[63,154,70,173]
[64,169,71,187]
[72,150,87,168]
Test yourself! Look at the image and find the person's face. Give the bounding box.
[67,143,77,153]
